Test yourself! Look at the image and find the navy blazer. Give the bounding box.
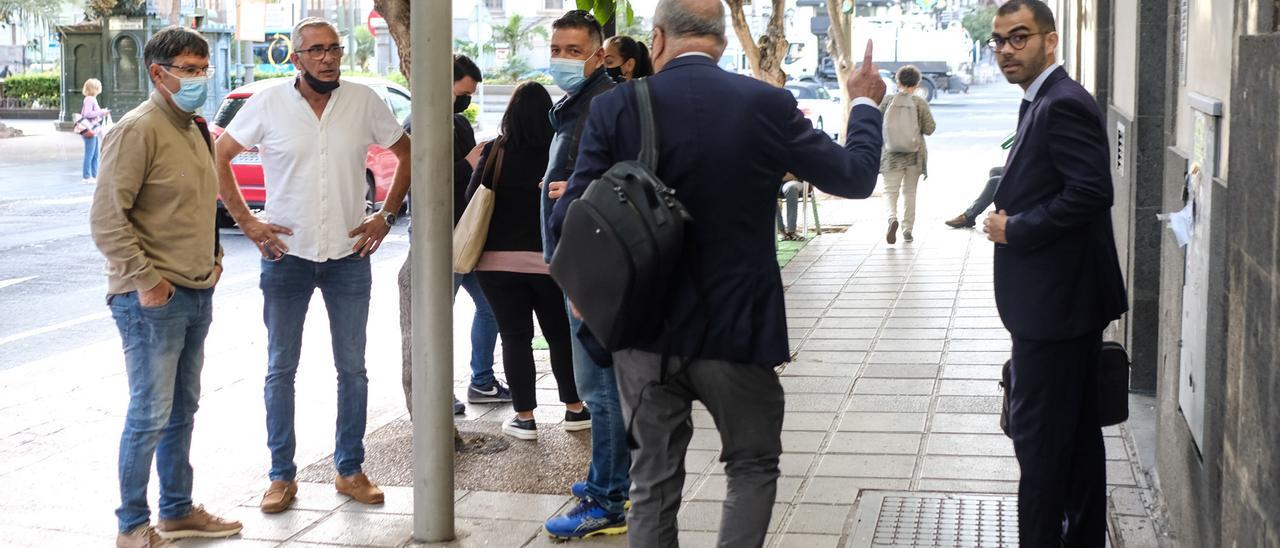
[993,67,1128,340]
[550,55,883,366]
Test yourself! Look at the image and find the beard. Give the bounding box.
[1001,46,1049,85]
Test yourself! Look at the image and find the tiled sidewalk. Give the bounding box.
[180,219,1151,548]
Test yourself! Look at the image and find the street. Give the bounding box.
[0,82,1059,545]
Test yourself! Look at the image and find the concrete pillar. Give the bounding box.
[409,0,455,542]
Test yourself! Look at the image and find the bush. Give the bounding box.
[462,103,479,125]
[2,72,60,108]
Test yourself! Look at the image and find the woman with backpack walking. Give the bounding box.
[879,65,936,243]
[463,82,588,441]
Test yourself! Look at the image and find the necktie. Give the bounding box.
[1018,99,1031,123]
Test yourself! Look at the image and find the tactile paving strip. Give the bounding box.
[848,491,1019,548]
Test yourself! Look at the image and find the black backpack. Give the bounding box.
[549,79,692,351]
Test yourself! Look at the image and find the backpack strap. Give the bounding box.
[634,78,659,173]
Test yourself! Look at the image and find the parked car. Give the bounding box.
[785,81,844,139]
[208,76,412,227]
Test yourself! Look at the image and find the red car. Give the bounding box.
[209,76,412,227]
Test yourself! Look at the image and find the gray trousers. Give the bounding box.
[613,349,785,548]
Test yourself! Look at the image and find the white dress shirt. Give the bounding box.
[1023,63,1060,102]
[226,79,404,262]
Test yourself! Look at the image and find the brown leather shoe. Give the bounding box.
[945,213,975,228]
[886,219,899,244]
[336,472,385,505]
[157,504,243,539]
[260,479,298,514]
[116,525,173,548]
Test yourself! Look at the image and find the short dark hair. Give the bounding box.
[895,65,921,88]
[143,26,210,67]
[605,35,655,78]
[996,0,1057,33]
[552,9,604,48]
[499,82,553,155]
[454,54,483,83]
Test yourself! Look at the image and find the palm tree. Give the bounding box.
[489,14,548,81]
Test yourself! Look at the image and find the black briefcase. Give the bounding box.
[999,342,1131,438]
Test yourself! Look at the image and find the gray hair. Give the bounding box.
[653,0,725,40]
[292,17,340,50]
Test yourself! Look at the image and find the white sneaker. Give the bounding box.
[82,177,95,184]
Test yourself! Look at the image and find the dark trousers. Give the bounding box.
[1009,330,1107,548]
[475,270,578,412]
[614,349,785,548]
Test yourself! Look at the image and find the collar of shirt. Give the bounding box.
[1023,64,1058,102]
[147,89,194,130]
[676,51,715,60]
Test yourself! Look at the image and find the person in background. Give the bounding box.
[90,26,242,547]
[398,55,510,417]
[464,82,586,442]
[776,175,804,240]
[538,9,628,541]
[879,65,936,244]
[603,35,654,82]
[81,78,109,184]
[945,166,1003,228]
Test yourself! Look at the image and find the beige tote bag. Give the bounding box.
[453,137,504,273]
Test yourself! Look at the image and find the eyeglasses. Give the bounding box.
[299,45,345,60]
[160,64,215,78]
[988,32,1042,51]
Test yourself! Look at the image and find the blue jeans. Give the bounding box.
[82,134,100,179]
[109,286,214,533]
[261,254,371,480]
[965,167,1003,220]
[454,272,498,387]
[568,304,632,514]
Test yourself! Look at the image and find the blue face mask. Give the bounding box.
[549,58,588,93]
[163,70,209,113]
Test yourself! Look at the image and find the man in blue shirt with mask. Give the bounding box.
[539,9,629,541]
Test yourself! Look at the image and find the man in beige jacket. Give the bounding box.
[90,26,242,548]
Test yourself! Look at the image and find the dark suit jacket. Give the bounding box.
[549,55,883,366]
[993,66,1128,340]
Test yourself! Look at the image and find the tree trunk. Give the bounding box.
[826,0,856,141]
[725,0,788,87]
[373,0,411,78]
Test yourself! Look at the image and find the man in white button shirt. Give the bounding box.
[212,17,410,514]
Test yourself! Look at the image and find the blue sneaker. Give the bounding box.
[544,498,627,539]
[570,481,632,511]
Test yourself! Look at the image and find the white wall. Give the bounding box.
[1174,0,1235,178]
[1111,0,1138,118]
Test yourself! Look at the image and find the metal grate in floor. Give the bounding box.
[848,491,1019,548]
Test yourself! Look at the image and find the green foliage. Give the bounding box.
[1,0,70,23]
[385,70,408,88]
[462,103,479,125]
[254,71,296,80]
[617,15,648,39]
[354,25,375,71]
[576,0,634,28]
[1,71,59,107]
[489,14,548,83]
[453,39,494,60]
[962,5,998,46]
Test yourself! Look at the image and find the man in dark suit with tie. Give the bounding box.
[548,0,885,545]
[982,1,1128,546]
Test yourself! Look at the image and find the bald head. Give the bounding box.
[651,0,726,71]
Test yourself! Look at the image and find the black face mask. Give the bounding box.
[605,65,625,82]
[454,94,471,114]
[301,68,340,94]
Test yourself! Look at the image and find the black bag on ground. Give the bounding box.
[549,78,692,351]
[999,341,1131,438]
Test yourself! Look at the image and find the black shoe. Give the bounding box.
[452,396,465,415]
[467,380,513,403]
[564,407,592,432]
[502,415,538,440]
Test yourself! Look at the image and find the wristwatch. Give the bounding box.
[379,210,397,227]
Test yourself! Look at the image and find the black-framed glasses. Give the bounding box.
[160,63,214,78]
[988,32,1042,51]
[299,45,345,60]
